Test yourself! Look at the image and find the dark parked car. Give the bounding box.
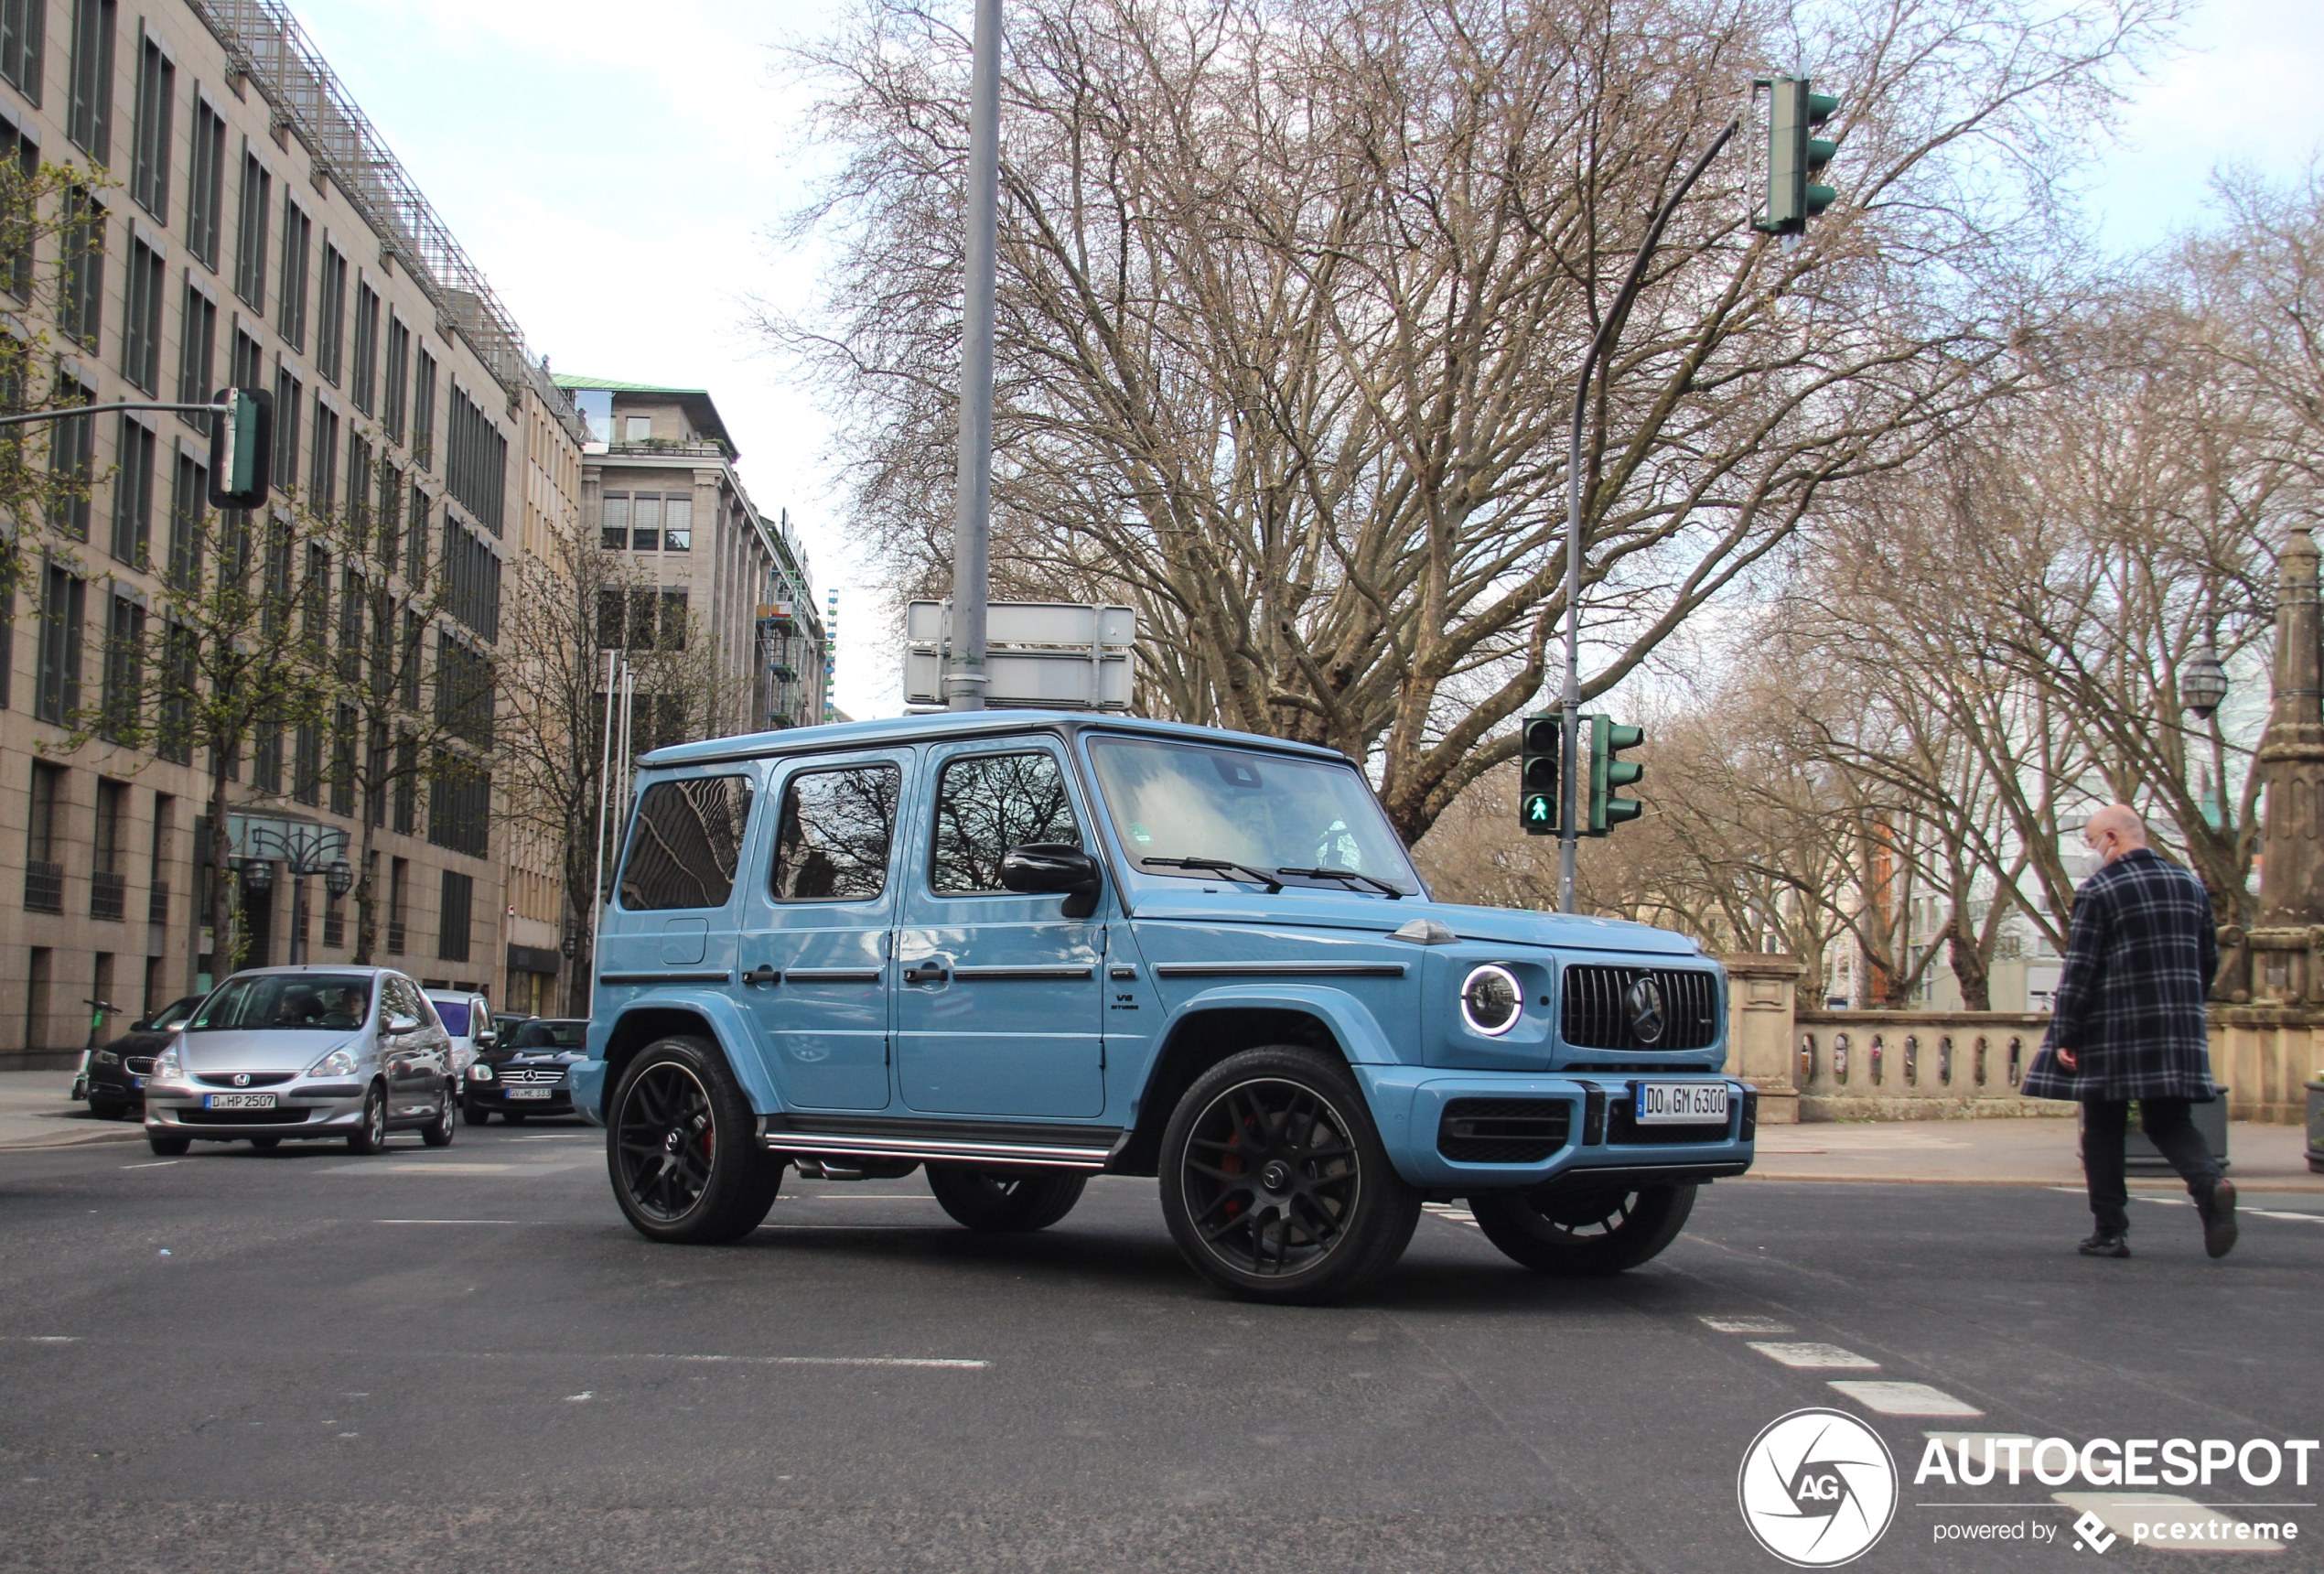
[466,1018,586,1124]
[77,995,208,1119]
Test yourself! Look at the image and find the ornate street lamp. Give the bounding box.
[237,819,353,965]
[238,857,274,893]
[2182,645,2229,721]
[325,857,354,900]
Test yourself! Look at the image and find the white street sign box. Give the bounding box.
[905,600,1136,710]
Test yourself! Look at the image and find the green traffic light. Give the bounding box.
[1518,712,1562,836]
[1587,715,1646,836]
[1755,77,1841,236]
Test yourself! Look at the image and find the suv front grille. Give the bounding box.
[1437,1098,1573,1164]
[1561,966,1721,1051]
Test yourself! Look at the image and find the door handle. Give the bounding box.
[741,965,781,987]
[902,964,948,985]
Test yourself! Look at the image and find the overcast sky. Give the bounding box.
[289,0,2324,722]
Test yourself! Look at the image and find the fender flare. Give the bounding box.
[1146,982,1405,1066]
[597,990,784,1116]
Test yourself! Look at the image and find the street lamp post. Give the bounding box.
[237,821,353,966]
[2181,642,2231,830]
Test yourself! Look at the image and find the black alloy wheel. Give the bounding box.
[925,1165,1086,1232]
[607,1037,781,1245]
[1467,1181,1696,1275]
[421,1083,457,1147]
[346,1083,390,1155]
[1159,1046,1420,1305]
[250,1136,282,1150]
[146,1133,190,1157]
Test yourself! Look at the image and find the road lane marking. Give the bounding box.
[550,1353,988,1369]
[1421,1202,1479,1229]
[1747,1342,1879,1369]
[1829,1381,1981,1416]
[1700,1316,1793,1334]
[375,1219,522,1225]
[2053,1493,2286,1551]
[121,1160,180,1169]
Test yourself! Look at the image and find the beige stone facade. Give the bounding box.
[0,0,582,1064]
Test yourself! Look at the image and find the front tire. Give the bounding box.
[250,1137,282,1150]
[1468,1181,1696,1275]
[421,1086,457,1148]
[346,1083,390,1155]
[89,1100,129,1121]
[147,1133,190,1157]
[1158,1046,1420,1305]
[608,1038,781,1244]
[926,1166,1086,1232]
[464,1102,491,1126]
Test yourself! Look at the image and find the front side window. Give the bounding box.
[930,750,1080,895]
[619,775,752,911]
[190,972,373,1030]
[771,763,898,901]
[1088,736,1419,894]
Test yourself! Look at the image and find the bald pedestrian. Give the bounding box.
[2024,805,2235,1259]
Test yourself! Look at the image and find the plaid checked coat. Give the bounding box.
[2022,847,2219,1103]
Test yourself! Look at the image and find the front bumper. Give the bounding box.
[143,1080,370,1138]
[466,1083,575,1115]
[1356,1066,1756,1191]
[569,1061,608,1127]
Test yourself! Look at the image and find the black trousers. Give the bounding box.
[2082,1098,2223,1234]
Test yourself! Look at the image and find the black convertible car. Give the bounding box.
[76,995,207,1119]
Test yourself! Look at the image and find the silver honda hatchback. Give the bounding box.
[141,966,458,1156]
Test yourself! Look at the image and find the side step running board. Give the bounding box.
[759,1118,1121,1171]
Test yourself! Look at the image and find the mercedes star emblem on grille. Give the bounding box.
[1624,976,1667,1045]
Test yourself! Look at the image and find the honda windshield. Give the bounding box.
[1087,737,1420,895]
[188,974,374,1031]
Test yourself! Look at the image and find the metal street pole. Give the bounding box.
[947,0,1003,711]
[1558,116,1740,912]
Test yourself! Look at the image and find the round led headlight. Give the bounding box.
[1459,965,1523,1036]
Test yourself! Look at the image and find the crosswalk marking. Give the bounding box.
[1699,1315,1793,1334]
[1828,1380,1982,1417]
[1421,1202,1479,1230]
[1748,1342,1879,1370]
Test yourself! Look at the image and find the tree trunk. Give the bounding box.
[205,768,238,980]
[1946,920,1991,1013]
[350,819,381,965]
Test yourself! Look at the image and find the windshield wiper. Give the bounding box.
[1140,856,1284,892]
[1276,866,1406,900]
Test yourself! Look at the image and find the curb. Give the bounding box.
[0,1124,148,1151]
[1737,1170,2324,1192]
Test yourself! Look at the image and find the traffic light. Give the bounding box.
[1587,715,1645,835]
[1519,712,1561,836]
[207,386,273,509]
[1755,76,1839,235]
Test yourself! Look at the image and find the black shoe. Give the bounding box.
[2199,1180,2238,1259]
[2078,1231,2131,1257]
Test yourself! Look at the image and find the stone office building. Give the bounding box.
[557,375,826,735]
[0,0,584,1063]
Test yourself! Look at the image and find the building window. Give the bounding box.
[321,888,344,949]
[662,496,692,551]
[347,429,371,541]
[275,196,310,351]
[101,594,144,742]
[166,448,205,588]
[0,573,13,709]
[0,119,35,298]
[293,720,321,806]
[157,620,193,763]
[48,377,94,540]
[435,632,492,749]
[600,492,629,551]
[411,349,436,467]
[0,0,44,104]
[65,0,114,163]
[629,494,661,553]
[443,521,500,643]
[405,487,428,582]
[382,313,410,443]
[271,364,300,492]
[176,279,217,433]
[428,756,489,857]
[392,733,415,833]
[329,702,355,816]
[251,717,281,793]
[121,234,164,392]
[231,146,267,311]
[375,462,401,568]
[445,384,505,534]
[59,186,103,347]
[387,857,407,954]
[148,792,172,927]
[350,278,379,413]
[624,415,651,443]
[309,400,339,512]
[185,95,224,269]
[92,776,127,921]
[109,416,155,566]
[34,563,84,724]
[437,868,473,963]
[659,589,689,651]
[25,761,65,917]
[229,325,262,394]
[128,30,171,219]
[315,243,347,383]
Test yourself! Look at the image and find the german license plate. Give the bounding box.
[1633,1082,1727,1125]
[202,1093,277,1110]
[508,1087,553,1100]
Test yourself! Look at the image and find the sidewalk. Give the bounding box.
[1746,1116,2322,1191]
[0,1069,146,1149]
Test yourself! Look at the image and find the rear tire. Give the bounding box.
[346,1083,390,1155]
[1468,1182,1696,1275]
[146,1133,190,1157]
[925,1166,1086,1232]
[1158,1045,1420,1305]
[607,1037,781,1244]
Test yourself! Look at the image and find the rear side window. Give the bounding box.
[435,1000,470,1036]
[931,750,1081,894]
[620,775,754,911]
[771,763,900,901]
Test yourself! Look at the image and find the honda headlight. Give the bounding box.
[466,1062,494,1083]
[306,1045,360,1079]
[152,1045,183,1081]
[1459,965,1523,1036]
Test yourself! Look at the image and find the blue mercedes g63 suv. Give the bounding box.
[573,712,1753,1303]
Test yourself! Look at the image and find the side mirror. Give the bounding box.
[385,1014,421,1036]
[1000,843,1103,919]
[474,1030,498,1051]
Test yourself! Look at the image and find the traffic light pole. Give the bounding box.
[0,399,224,428]
[1559,116,1739,912]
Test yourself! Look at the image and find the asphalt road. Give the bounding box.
[2,1120,2319,1573]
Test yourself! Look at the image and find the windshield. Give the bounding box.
[512,1019,588,1051]
[434,1001,471,1036]
[189,974,374,1031]
[1088,737,1419,894]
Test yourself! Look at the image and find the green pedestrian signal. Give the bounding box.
[1519,712,1561,836]
[1587,715,1645,836]
[1754,77,1839,236]
[207,386,273,510]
